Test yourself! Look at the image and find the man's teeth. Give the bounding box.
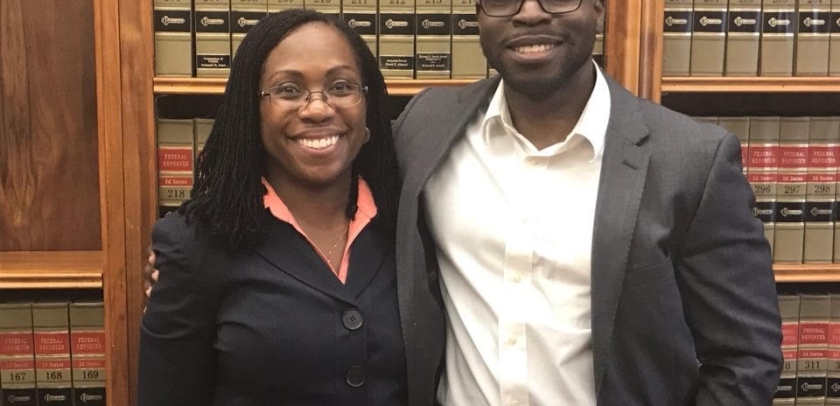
[514,44,555,54]
[297,135,339,149]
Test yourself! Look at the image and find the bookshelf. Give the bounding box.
[0,251,104,289]
[661,77,840,94]
[774,264,840,283]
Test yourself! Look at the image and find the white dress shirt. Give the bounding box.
[425,63,611,406]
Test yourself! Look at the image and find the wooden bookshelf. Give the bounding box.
[153,77,479,96]
[0,251,103,289]
[774,264,840,283]
[661,77,840,93]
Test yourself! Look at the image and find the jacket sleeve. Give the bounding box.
[138,216,217,406]
[675,133,783,405]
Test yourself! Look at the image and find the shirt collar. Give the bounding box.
[480,60,611,161]
[261,177,378,224]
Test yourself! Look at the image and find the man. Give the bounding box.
[147,0,782,404]
[390,0,781,405]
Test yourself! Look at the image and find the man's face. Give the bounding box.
[478,0,604,99]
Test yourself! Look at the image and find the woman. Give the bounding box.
[138,10,405,405]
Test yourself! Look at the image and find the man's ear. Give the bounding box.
[594,0,605,34]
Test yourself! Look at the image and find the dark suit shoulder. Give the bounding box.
[151,211,229,289]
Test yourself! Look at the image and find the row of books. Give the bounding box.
[777,294,840,405]
[664,0,840,77]
[0,302,105,406]
[692,116,840,264]
[153,0,604,79]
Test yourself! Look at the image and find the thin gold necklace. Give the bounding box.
[326,222,350,268]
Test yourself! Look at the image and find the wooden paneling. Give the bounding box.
[120,0,157,403]
[638,0,663,101]
[0,251,103,289]
[0,0,101,251]
[603,0,642,95]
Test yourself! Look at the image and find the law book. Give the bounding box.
[153,0,193,77]
[451,0,485,78]
[827,295,840,404]
[719,116,751,175]
[194,118,214,155]
[725,0,761,76]
[796,0,832,76]
[748,116,781,252]
[379,0,416,78]
[195,0,232,78]
[663,0,693,76]
[305,0,340,19]
[797,295,831,404]
[32,303,72,406]
[804,116,839,263]
[415,0,451,78]
[593,32,605,67]
[231,0,268,60]
[776,295,801,405]
[157,119,195,212]
[831,0,840,75]
[690,0,727,76]
[761,0,796,76]
[0,303,36,406]
[343,0,378,56]
[269,0,305,12]
[68,302,105,406]
[774,117,809,263]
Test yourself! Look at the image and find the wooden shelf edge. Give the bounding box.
[153,77,479,95]
[774,264,840,282]
[0,251,104,289]
[662,77,840,93]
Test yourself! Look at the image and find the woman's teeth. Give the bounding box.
[296,135,339,149]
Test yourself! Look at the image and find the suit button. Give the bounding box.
[342,308,364,330]
[346,365,366,387]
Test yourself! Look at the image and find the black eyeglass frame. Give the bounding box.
[476,0,582,17]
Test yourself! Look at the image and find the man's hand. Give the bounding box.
[143,247,159,299]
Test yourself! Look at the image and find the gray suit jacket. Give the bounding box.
[392,74,783,406]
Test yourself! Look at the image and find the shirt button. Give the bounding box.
[507,336,517,346]
[512,273,522,283]
[342,308,364,330]
[346,365,366,387]
[526,157,539,166]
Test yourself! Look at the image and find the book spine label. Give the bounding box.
[157,119,195,208]
[748,117,781,250]
[663,0,694,76]
[343,0,378,55]
[778,295,801,403]
[761,0,797,76]
[805,117,839,263]
[795,0,831,76]
[33,304,73,406]
[269,0,305,11]
[231,1,268,60]
[153,1,193,76]
[690,0,727,76]
[774,118,809,263]
[725,0,761,76]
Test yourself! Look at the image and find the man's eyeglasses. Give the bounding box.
[477,0,582,17]
[258,82,368,110]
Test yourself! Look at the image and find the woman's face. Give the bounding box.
[258,22,367,189]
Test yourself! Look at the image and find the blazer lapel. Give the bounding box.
[255,213,351,304]
[591,77,651,396]
[344,226,388,299]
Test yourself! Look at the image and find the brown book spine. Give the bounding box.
[343,0,378,56]
[831,0,840,75]
[593,33,605,67]
[725,0,761,76]
[157,119,195,212]
[796,0,832,76]
[304,0,340,18]
[718,116,751,176]
[749,116,781,253]
[774,117,809,263]
[797,295,831,404]
[153,0,194,77]
[777,295,801,405]
[691,0,727,76]
[379,0,416,78]
[827,294,840,404]
[69,303,105,406]
[663,0,694,76]
[32,303,72,406]
[805,117,838,263]
[451,0,485,78]
[761,0,796,76]
[415,0,452,78]
[231,0,268,60]
[195,0,232,78]
[269,0,305,12]
[0,303,36,406]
